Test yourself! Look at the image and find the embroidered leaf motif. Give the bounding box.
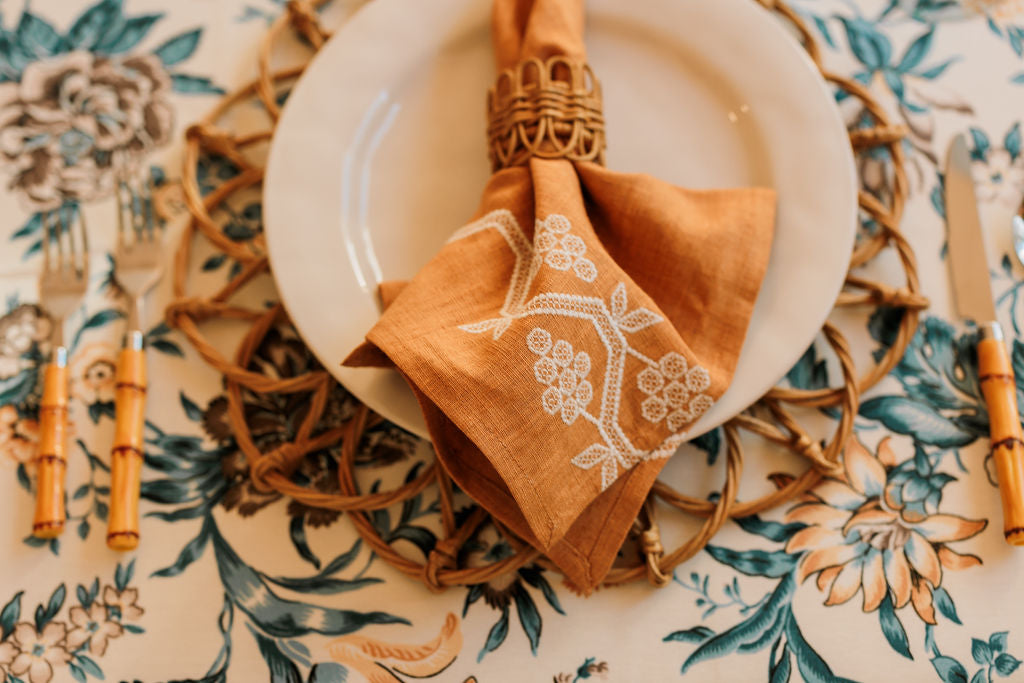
[610,283,628,318]
[618,308,662,333]
[572,444,610,469]
[601,459,618,490]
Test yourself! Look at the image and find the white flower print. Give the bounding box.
[534,214,597,282]
[527,327,593,426]
[638,351,712,432]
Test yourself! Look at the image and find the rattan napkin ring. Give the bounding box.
[486,56,606,171]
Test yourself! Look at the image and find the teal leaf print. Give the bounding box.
[973,639,994,666]
[95,12,164,53]
[771,645,793,683]
[152,28,201,66]
[77,518,90,540]
[179,391,204,422]
[690,427,722,466]
[991,632,1010,653]
[785,613,856,683]
[897,27,934,72]
[932,586,962,624]
[211,525,408,637]
[878,593,912,659]
[251,627,302,683]
[69,663,87,683]
[66,0,123,49]
[289,515,321,569]
[787,344,828,390]
[970,128,991,161]
[172,73,227,94]
[1005,122,1021,162]
[919,57,958,79]
[151,517,213,577]
[932,655,970,683]
[1013,72,1024,84]
[478,606,510,662]
[0,591,22,639]
[518,565,565,615]
[859,397,976,447]
[203,253,228,271]
[680,575,795,673]
[308,662,348,682]
[34,583,66,631]
[16,12,62,58]
[995,653,1022,676]
[75,654,103,678]
[150,338,184,357]
[704,546,798,578]
[264,573,380,596]
[115,558,136,591]
[71,308,125,351]
[733,514,805,543]
[663,626,715,643]
[840,17,891,70]
[512,584,542,655]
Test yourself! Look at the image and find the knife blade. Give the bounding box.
[944,133,1024,546]
[946,133,997,324]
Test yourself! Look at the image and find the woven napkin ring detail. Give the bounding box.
[486,56,606,171]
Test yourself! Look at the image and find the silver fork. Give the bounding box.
[107,174,164,551]
[33,208,89,538]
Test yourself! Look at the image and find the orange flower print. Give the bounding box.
[0,404,38,467]
[70,343,118,405]
[785,437,986,624]
[328,612,463,683]
[66,603,123,656]
[0,622,71,683]
[102,585,144,621]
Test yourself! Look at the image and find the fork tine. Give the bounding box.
[64,205,78,275]
[144,176,156,240]
[41,211,52,273]
[130,181,146,244]
[76,204,89,280]
[116,179,129,249]
[55,209,66,271]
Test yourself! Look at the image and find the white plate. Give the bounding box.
[264,0,857,440]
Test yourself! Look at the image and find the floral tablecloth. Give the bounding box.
[3,0,1024,681]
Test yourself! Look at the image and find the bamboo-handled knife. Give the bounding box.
[946,133,1024,544]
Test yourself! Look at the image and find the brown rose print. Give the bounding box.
[0,51,173,210]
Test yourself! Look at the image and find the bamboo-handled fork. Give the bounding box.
[107,176,164,551]
[33,209,89,538]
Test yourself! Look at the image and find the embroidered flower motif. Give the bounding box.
[527,328,593,426]
[0,622,71,683]
[786,437,987,624]
[65,604,123,656]
[638,351,712,431]
[534,214,597,282]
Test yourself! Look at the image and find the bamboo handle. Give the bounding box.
[107,332,146,551]
[977,323,1024,545]
[32,352,68,538]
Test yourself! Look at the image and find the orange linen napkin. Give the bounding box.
[344,0,776,592]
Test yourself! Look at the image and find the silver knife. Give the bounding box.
[945,133,1024,545]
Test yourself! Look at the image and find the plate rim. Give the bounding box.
[264,0,858,440]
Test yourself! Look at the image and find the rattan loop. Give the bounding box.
[487,56,606,171]
[168,0,924,592]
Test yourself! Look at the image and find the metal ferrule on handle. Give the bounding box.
[32,347,69,538]
[977,322,1024,544]
[107,330,146,551]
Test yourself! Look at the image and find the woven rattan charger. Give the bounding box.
[166,0,928,592]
